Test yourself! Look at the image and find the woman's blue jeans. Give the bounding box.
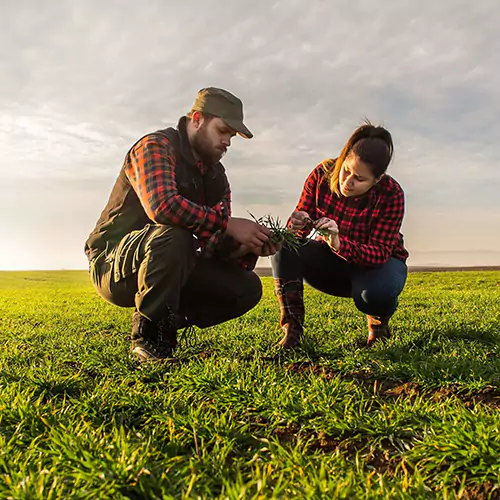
[271,240,407,318]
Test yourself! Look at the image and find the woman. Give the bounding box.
[272,122,409,348]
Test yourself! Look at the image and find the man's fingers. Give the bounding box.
[246,236,267,248]
[258,224,272,236]
[260,242,280,257]
[255,231,270,243]
[266,243,277,255]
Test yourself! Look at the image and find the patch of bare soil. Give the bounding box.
[272,425,299,444]
[61,360,100,379]
[271,426,402,475]
[285,361,338,380]
[432,385,500,409]
[460,482,500,500]
[285,362,500,408]
[314,433,402,473]
[252,410,496,494]
[196,350,214,359]
[270,423,499,495]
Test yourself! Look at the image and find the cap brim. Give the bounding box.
[223,118,253,139]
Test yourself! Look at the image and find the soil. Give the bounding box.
[284,362,500,409]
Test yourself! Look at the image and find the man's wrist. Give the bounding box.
[229,244,250,259]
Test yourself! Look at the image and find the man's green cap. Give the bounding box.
[191,87,253,139]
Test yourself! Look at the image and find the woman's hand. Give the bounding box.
[289,211,313,233]
[314,217,340,250]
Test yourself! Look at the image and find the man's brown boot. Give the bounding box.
[274,279,305,349]
[366,315,391,347]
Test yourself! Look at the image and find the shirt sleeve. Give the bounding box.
[200,186,234,258]
[333,187,406,267]
[287,166,321,239]
[125,135,228,239]
[204,188,259,271]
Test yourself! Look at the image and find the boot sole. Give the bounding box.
[132,347,179,364]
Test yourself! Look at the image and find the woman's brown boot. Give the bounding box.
[366,315,391,347]
[274,279,305,348]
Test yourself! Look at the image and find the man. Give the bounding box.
[85,87,278,363]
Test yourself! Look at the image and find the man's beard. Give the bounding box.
[192,126,225,166]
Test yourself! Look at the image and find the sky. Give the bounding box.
[1,0,500,270]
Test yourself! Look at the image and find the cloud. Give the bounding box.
[1,0,499,268]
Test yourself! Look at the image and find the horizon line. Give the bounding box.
[1,265,500,274]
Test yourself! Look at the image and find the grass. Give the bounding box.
[0,270,499,499]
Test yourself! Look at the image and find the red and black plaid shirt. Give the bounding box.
[125,134,257,270]
[292,162,409,267]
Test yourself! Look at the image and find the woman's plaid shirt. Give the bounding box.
[292,163,409,267]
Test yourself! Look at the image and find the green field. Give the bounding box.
[0,270,499,499]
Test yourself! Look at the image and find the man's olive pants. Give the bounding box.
[89,224,262,327]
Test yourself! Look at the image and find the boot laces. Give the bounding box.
[177,325,197,348]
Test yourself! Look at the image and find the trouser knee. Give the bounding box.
[145,225,196,265]
[352,284,399,317]
[236,272,263,315]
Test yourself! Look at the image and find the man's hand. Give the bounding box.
[251,241,282,257]
[289,211,313,233]
[314,217,340,250]
[226,217,271,248]
[229,241,281,259]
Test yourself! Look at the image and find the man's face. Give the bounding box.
[192,116,236,165]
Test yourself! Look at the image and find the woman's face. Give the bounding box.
[339,154,380,197]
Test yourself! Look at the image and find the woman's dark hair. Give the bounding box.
[325,121,394,195]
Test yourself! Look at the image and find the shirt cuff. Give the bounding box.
[212,232,241,258]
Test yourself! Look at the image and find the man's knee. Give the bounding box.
[237,271,263,314]
[146,225,196,262]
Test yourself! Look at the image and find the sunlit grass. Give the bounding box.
[0,270,499,498]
